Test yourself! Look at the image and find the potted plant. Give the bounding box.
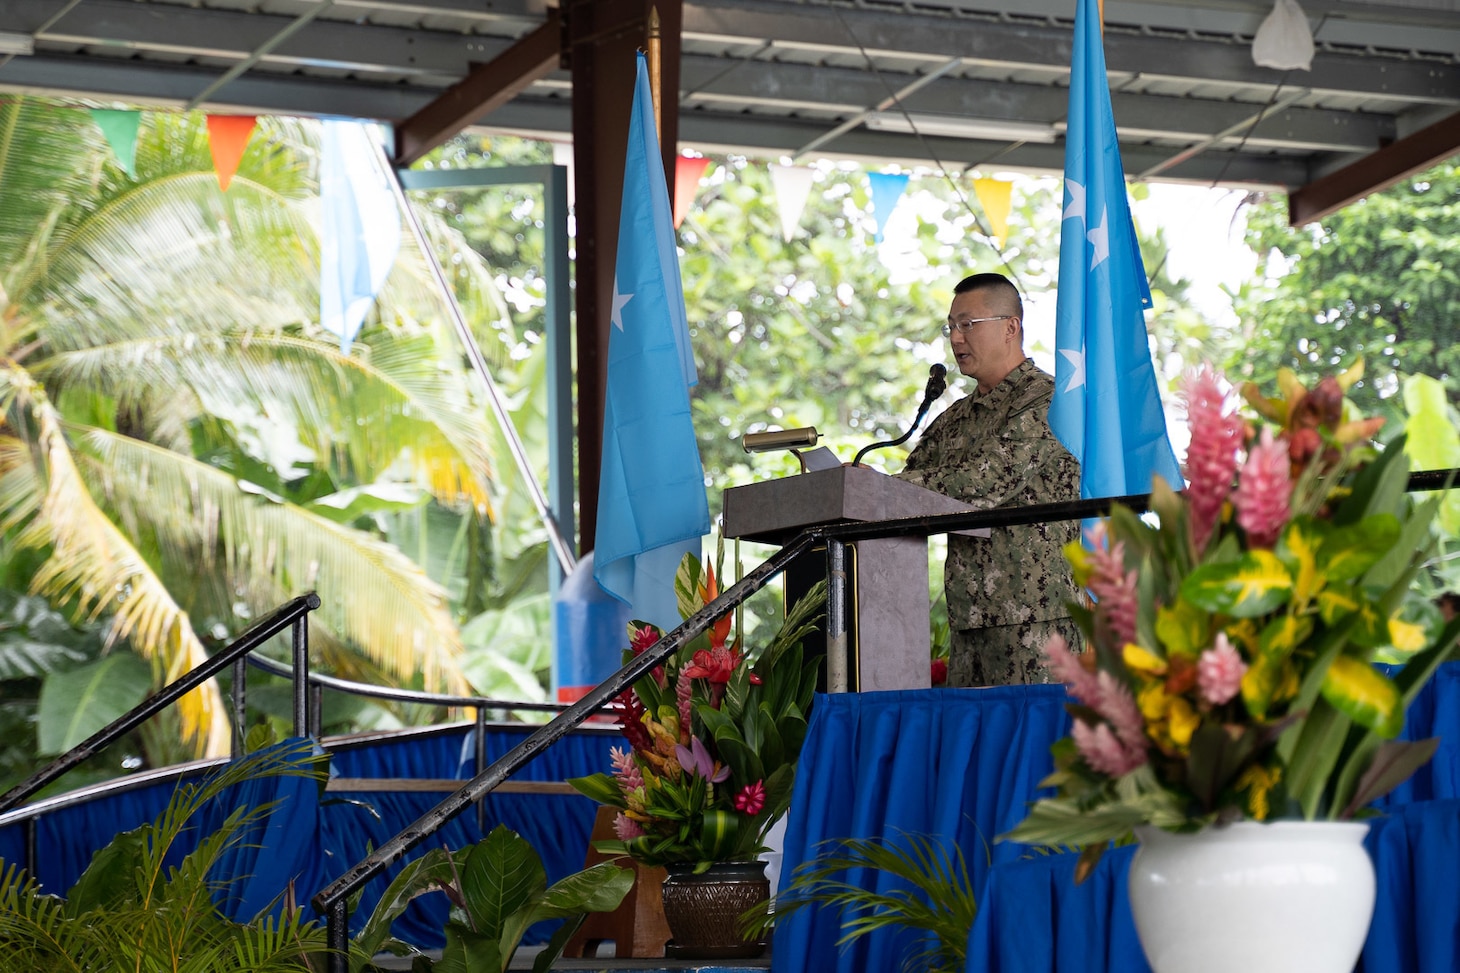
[1003,363,1460,973]
[568,553,825,958]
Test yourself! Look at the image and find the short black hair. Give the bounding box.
[953,273,1023,318]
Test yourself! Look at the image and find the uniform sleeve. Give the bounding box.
[896,390,1080,510]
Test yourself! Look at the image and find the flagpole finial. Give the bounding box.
[647,6,663,142]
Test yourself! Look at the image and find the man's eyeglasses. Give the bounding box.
[942,315,1016,336]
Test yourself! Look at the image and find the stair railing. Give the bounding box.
[0,592,322,815]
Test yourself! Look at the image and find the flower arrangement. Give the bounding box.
[1005,362,1460,877]
[569,554,826,872]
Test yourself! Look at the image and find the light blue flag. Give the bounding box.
[319,120,401,354]
[867,171,909,243]
[1050,0,1182,504]
[593,53,710,631]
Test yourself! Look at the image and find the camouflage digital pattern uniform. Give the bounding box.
[895,358,1082,687]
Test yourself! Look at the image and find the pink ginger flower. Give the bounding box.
[1182,366,1246,552]
[610,746,645,792]
[676,667,694,742]
[1072,719,1147,777]
[613,813,645,841]
[1043,634,1101,705]
[1093,670,1148,759]
[735,780,767,815]
[1234,427,1293,549]
[1085,525,1139,650]
[1197,633,1247,706]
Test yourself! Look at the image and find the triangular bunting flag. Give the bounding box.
[205,115,257,191]
[90,109,141,177]
[673,155,712,228]
[867,171,909,243]
[769,165,815,242]
[973,177,1014,245]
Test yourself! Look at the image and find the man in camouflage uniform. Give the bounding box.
[896,273,1082,687]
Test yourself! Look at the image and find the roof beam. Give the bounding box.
[393,7,561,165]
[1288,108,1460,224]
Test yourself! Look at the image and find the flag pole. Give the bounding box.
[647,6,663,140]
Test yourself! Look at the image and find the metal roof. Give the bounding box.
[3,0,1459,203]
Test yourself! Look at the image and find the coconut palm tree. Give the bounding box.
[0,98,514,759]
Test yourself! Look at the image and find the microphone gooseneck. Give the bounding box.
[851,363,948,467]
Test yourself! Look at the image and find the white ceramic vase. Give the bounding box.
[1128,821,1375,973]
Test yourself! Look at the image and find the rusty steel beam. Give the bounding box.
[394,8,563,166]
[1288,109,1460,225]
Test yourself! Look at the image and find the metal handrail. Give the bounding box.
[0,593,321,814]
[243,653,602,715]
[313,465,1460,968]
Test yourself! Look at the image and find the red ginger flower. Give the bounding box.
[684,645,742,683]
[629,623,666,687]
[735,780,766,815]
[614,689,650,752]
[1182,366,1246,552]
[1234,426,1292,549]
[1085,524,1140,651]
[931,657,948,686]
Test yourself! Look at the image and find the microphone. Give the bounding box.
[851,363,947,467]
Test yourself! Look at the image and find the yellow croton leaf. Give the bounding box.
[1138,682,1172,722]
[1335,358,1365,393]
[1236,764,1281,821]
[1167,698,1199,749]
[1241,652,1285,719]
[1064,539,1094,588]
[1321,655,1403,738]
[1123,643,1167,677]
[1388,615,1429,654]
[1155,598,1207,660]
[1279,519,1325,607]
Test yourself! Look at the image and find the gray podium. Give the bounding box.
[722,466,972,693]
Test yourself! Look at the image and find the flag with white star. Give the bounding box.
[1049,0,1181,503]
[593,52,710,629]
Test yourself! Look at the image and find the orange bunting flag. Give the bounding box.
[205,115,257,191]
[673,155,712,228]
[973,177,1014,246]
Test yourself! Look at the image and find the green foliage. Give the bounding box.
[0,739,337,972]
[568,556,826,870]
[1224,161,1460,424]
[350,824,631,973]
[1004,367,1460,877]
[749,832,979,973]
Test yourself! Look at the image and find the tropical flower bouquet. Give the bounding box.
[1004,362,1460,877]
[569,555,826,872]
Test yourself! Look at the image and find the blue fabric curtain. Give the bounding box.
[0,724,618,948]
[772,663,1460,973]
[772,686,1072,973]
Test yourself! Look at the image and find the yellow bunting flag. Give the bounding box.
[673,155,712,228]
[973,177,1013,245]
[205,115,257,191]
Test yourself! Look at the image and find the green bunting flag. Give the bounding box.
[89,109,141,177]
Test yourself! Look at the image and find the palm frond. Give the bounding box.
[765,831,979,973]
[76,425,467,690]
[39,328,496,509]
[6,375,229,756]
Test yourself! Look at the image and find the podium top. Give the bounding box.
[722,466,975,545]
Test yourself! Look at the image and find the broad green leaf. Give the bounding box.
[1154,597,1208,659]
[529,861,633,922]
[1276,516,1328,606]
[1184,722,1261,812]
[1181,550,1293,617]
[698,809,742,860]
[673,553,705,622]
[566,773,627,808]
[1402,374,1460,534]
[1320,655,1402,738]
[36,654,151,755]
[1317,585,1361,626]
[1257,612,1313,662]
[458,826,545,940]
[1340,737,1441,819]
[1317,515,1400,582]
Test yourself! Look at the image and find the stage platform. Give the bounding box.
[369,944,772,972]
